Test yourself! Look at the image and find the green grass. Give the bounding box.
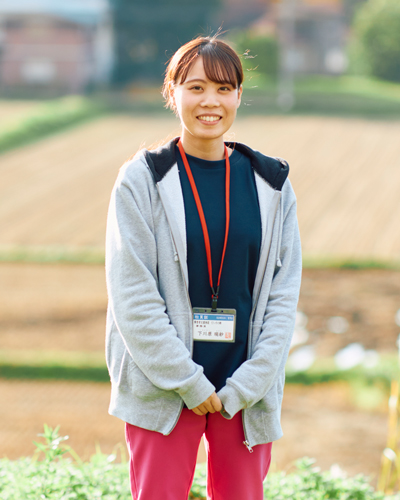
[0,350,108,383]
[0,96,108,155]
[0,245,105,265]
[239,74,400,118]
[286,354,398,390]
[0,349,397,390]
[2,245,400,271]
[302,256,400,271]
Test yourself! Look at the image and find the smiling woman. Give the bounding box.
[162,38,243,160]
[105,35,302,500]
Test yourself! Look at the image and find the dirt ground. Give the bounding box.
[1,263,399,355]
[0,378,388,484]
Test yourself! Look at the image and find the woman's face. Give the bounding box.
[172,56,242,147]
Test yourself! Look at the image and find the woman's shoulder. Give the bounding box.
[230,142,290,191]
[116,149,155,186]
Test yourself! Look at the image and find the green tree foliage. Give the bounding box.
[352,0,400,82]
[229,31,279,82]
[343,0,368,26]
[110,0,221,84]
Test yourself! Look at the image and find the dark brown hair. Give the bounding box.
[162,36,244,111]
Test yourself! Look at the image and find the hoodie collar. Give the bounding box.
[143,137,289,191]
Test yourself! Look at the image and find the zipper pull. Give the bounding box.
[243,440,253,453]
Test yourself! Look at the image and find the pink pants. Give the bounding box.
[125,408,272,500]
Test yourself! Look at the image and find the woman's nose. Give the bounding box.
[200,90,220,107]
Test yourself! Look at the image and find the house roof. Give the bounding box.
[0,0,111,25]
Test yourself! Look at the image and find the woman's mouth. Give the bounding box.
[197,115,222,124]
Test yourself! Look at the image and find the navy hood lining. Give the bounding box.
[143,137,289,191]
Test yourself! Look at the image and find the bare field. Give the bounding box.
[0,378,387,480]
[0,115,400,260]
[1,263,399,356]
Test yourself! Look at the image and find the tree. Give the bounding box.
[110,0,221,84]
[353,0,400,82]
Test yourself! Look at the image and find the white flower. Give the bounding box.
[329,464,347,479]
[334,343,365,370]
[287,345,316,372]
[327,316,349,334]
[296,310,308,329]
[362,350,379,369]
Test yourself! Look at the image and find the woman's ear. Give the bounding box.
[169,81,176,108]
[237,84,243,108]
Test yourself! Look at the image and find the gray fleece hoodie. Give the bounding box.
[105,138,302,450]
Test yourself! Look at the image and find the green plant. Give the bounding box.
[229,31,279,83]
[351,0,400,82]
[1,426,400,499]
[0,425,131,499]
[264,457,389,499]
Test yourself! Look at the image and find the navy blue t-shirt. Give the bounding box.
[177,146,262,392]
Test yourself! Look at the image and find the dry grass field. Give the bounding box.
[0,114,400,260]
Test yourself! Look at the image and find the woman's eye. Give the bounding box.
[220,86,231,91]
[190,86,203,91]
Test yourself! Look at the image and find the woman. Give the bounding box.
[105,35,302,500]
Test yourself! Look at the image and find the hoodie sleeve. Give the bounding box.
[105,160,215,409]
[217,185,302,418]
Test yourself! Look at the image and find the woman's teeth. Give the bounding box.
[198,116,221,122]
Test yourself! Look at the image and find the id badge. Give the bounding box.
[192,308,236,343]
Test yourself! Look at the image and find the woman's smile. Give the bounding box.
[196,114,222,124]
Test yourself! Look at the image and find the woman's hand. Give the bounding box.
[192,392,223,416]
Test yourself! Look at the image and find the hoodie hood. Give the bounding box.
[143,138,289,191]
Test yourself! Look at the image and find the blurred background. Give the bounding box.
[1,0,400,489]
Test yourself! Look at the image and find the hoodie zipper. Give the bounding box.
[155,182,194,435]
[241,192,281,451]
[242,411,254,452]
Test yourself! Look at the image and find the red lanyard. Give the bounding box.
[178,139,230,311]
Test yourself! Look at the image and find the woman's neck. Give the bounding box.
[180,132,227,161]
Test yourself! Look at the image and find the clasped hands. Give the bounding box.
[191,392,223,416]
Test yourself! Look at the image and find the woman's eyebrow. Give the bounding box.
[184,78,208,84]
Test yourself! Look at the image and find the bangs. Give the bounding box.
[178,41,242,89]
[201,45,240,88]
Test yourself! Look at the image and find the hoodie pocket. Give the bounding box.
[260,385,279,413]
[128,363,167,402]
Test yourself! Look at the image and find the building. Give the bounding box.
[222,0,347,75]
[0,0,113,95]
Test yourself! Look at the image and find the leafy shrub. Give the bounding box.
[229,31,279,82]
[1,426,399,499]
[0,425,131,500]
[352,0,400,82]
[264,457,395,500]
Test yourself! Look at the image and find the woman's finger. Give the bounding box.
[210,394,223,412]
[203,400,215,413]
